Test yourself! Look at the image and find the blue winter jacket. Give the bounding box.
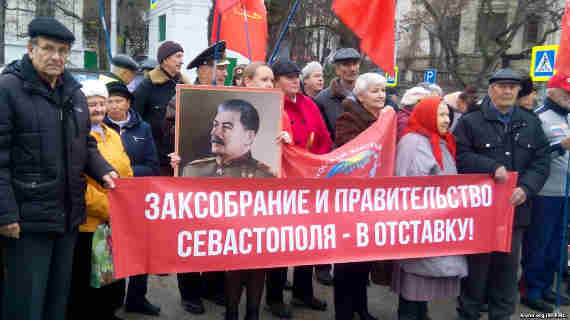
[104,109,159,177]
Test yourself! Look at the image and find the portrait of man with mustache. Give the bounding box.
[181,99,274,178]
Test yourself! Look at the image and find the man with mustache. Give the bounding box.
[178,99,273,316]
[455,69,550,320]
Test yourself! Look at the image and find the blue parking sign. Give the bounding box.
[424,69,437,84]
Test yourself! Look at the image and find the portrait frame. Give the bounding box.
[174,85,284,177]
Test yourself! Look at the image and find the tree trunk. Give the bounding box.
[36,0,56,17]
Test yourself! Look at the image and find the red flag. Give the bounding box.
[212,0,268,61]
[216,0,240,13]
[333,0,396,75]
[557,0,570,75]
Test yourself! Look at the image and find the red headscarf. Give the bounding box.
[401,97,456,169]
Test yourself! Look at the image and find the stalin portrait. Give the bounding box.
[182,99,274,178]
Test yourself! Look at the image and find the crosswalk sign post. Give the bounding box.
[386,66,398,87]
[530,45,558,82]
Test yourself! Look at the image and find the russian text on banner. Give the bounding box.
[109,173,517,278]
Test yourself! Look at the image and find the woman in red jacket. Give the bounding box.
[264,60,331,317]
[272,60,332,154]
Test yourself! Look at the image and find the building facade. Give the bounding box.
[3,0,85,68]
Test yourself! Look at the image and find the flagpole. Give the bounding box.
[213,12,222,85]
[97,0,113,66]
[268,0,300,64]
[243,3,252,60]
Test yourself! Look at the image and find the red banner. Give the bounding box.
[282,109,396,178]
[109,174,517,278]
[332,0,395,75]
[212,0,268,61]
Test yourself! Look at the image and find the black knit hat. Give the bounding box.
[518,77,535,98]
[157,41,184,63]
[106,81,133,101]
[28,17,75,43]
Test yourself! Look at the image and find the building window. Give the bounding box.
[159,14,166,41]
[525,15,540,44]
[477,12,507,47]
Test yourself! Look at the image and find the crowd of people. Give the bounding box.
[0,16,569,320]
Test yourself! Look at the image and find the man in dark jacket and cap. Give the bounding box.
[0,17,117,320]
[455,69,550,320]
[315,48,361,142]
[133,40,190,176]
[100,54,139,87]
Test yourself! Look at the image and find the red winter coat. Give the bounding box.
[284,93,332,154]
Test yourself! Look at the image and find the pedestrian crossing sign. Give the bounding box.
[530,45,558,82]
[386,66,398,87]
[150,0,158,9]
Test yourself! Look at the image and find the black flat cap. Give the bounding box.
[187,41,228,70]
[271,60,300,77]
[489,68,521,85]
[28,17,75,43]
[140,58,158,71]
[106,80,133,101]
[333,48,360,63]
[112,54,139,71]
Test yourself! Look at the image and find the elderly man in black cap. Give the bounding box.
[100,54,139,87]
[315,48,361,142]
[0,17,117,320]
[188,41,230,86]
[455,69,550,320]
[134,40,190,176]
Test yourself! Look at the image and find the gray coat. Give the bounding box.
[392,132,464,301]
[396,133,456,176]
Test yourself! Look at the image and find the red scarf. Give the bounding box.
[401,97,456,169]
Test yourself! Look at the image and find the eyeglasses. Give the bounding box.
[37,45,70,59]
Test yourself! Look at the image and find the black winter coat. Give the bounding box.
[453,98,550,226]
[104,109,159,177]
[132,67,190,167]
[0,55,113,233]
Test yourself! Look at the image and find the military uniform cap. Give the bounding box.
[187,41,228,70]
[140,58,158,71]
[112,54,139,71]
[489,69,521,85]
[28,17,75,43]
[333,48,360,63]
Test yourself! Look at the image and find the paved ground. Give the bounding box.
[115,270,570,320]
